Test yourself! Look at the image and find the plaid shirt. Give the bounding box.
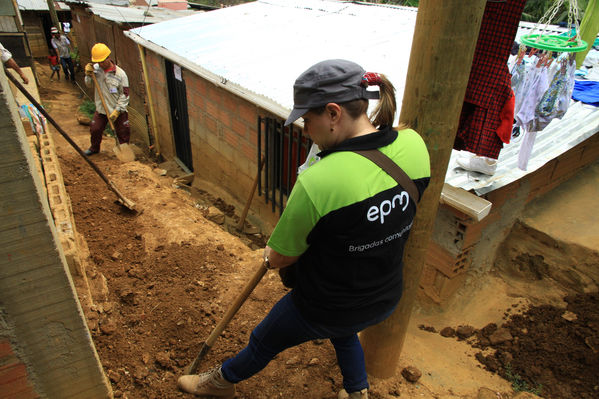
[456,0,526,159]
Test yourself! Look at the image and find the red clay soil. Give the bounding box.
[59,152,349,399]
[473,293,599,399]
[426,292,599,398]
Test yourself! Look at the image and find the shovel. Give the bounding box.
[91,73,136,162]
[7,72,137,211]
[187,260,269,374]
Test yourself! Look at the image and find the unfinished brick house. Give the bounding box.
[126,0,599,303]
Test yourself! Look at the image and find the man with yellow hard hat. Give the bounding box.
[83,43,130,155]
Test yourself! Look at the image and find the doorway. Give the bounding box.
[165,59,193,171]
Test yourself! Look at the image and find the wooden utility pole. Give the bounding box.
[46,0,62,32]
[360,0,487,378]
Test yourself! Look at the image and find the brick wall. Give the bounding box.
[0,338,39,399]
[183,68,280,228]
[71,7,96,102]
[112,27,149,145]
[22,13,47,58]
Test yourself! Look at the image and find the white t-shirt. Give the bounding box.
[0,42,12,63]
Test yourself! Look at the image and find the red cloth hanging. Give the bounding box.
[496,88,515,144]
[454,0,526,159]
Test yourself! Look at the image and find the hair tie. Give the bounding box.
[362,72,382,87]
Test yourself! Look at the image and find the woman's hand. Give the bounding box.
[263,246,299,269]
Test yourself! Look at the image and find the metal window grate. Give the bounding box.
[257,116,312,215]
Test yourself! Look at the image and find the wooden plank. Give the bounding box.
[7,67,40,105]
[0,16,17,32]
[440,183,492,222]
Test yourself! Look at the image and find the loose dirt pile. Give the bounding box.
[422,292,599,398]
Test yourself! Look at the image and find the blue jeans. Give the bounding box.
[60,57,75,80]
[221,292,395,393]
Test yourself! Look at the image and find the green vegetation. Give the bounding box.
[522,0,589,23]
[374,0,419,6]
[78,100,113,136]
[504,364,543,395]
[380,0,590,20]
[188,0,247,7]
[79,100,95,119]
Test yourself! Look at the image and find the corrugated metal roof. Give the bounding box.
[126,0,599,194]
[17,0,70,11]
[84,3,195,24]
[69,0,131,6]
[128,0,418,117]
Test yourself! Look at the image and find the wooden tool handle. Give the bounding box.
[187,260,268,374]
[236,155,265,231]
[206,261,268,346]
[91,72,118,145]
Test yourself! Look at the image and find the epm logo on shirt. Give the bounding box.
[366,191,410,224]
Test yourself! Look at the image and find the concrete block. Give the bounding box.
[432,206,484,255]
[425,241,472,279]
[420,263,467,304]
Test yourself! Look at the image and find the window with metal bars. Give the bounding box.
[257,116,312,216]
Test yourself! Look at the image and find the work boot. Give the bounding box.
[338,388,368,399]
[177,366,235,398]
[83,148,98,156]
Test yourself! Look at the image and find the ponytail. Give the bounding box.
[323,71,408,131]
[366,73,395,129]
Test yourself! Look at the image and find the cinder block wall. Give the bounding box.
[184,68,281,229]
[0,68,111,399]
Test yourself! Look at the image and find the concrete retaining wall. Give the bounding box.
[0,66,111,398]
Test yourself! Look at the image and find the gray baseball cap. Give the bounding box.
[284,59,380,126]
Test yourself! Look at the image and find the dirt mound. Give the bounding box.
[430,293,599,398]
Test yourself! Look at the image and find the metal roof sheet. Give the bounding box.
[83,3,195,24]
[68,0,131,6]
[17,0,70,11]
[126,0,599,194]
[128,0,418,119]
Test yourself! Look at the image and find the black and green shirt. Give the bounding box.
[268,126,430,326]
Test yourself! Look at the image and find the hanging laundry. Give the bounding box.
[536,53,576,130]
[496,89,515,144]
[515,58,551,132]
[455,0,527,161]
[513,51,576,170]
[572,80,599,106]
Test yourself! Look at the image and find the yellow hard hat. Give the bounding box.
[91,43,111,62]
